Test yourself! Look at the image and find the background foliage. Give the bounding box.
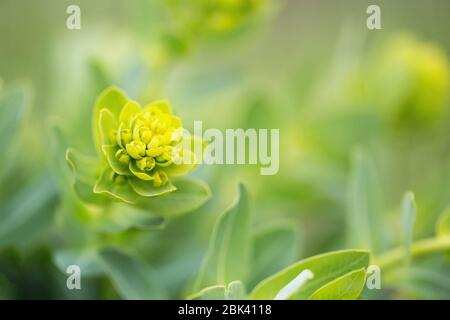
[0,0,450,299]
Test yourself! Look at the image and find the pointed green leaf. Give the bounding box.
[347,148,385,253]
[194,184,251,291]
[402,191,417,263]
[250,250,370,300]
[308,268,366,300]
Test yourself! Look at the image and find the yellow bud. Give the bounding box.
[153,170,168,187]
[146,146,164,157]
[148,136,161,149]
[115,149,130,164]
[162,132,172,144]
[140,128,152,144]
[120,128,132,145]
[126,140,146,159]
[136,157,156,171]
[156,122,167,134]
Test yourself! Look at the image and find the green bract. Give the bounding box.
[66,86,210,218]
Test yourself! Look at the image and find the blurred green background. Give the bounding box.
[0,0,450,299]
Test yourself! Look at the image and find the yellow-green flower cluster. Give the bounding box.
[99,98,194,188]
[201,0,268,33]
[66,87,210,218]
[375,35,449,125]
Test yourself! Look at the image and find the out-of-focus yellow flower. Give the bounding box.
[374,35,449,126]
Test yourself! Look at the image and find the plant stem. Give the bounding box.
[374,236,450,271]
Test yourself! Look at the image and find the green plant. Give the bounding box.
[66,86,210,221]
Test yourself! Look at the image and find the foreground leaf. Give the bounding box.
[250,249,370,300]
[308,268,366,300]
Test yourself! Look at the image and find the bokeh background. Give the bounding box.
[0,0,450,299]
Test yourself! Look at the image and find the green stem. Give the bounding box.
[374,236,450,271]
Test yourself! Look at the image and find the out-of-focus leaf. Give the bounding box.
[436,207,450,236]
[308,268,366,300]
[98,249,167,300]
[0,174,58,246]
[248,222,299,289]
[66,148,108,206]
[54,249,103,277]
[170,68,242,104]
[66,148,99,186]
[0,85,27,179]
[47,118,71,187]
[401,191,417,262]
[194,184,251,291]
[347,148,385,253]
[250,250,370,300]
[189,281,246,300]
[88,59,111,94]
[92,203,168,233]
[384,264,450,299]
